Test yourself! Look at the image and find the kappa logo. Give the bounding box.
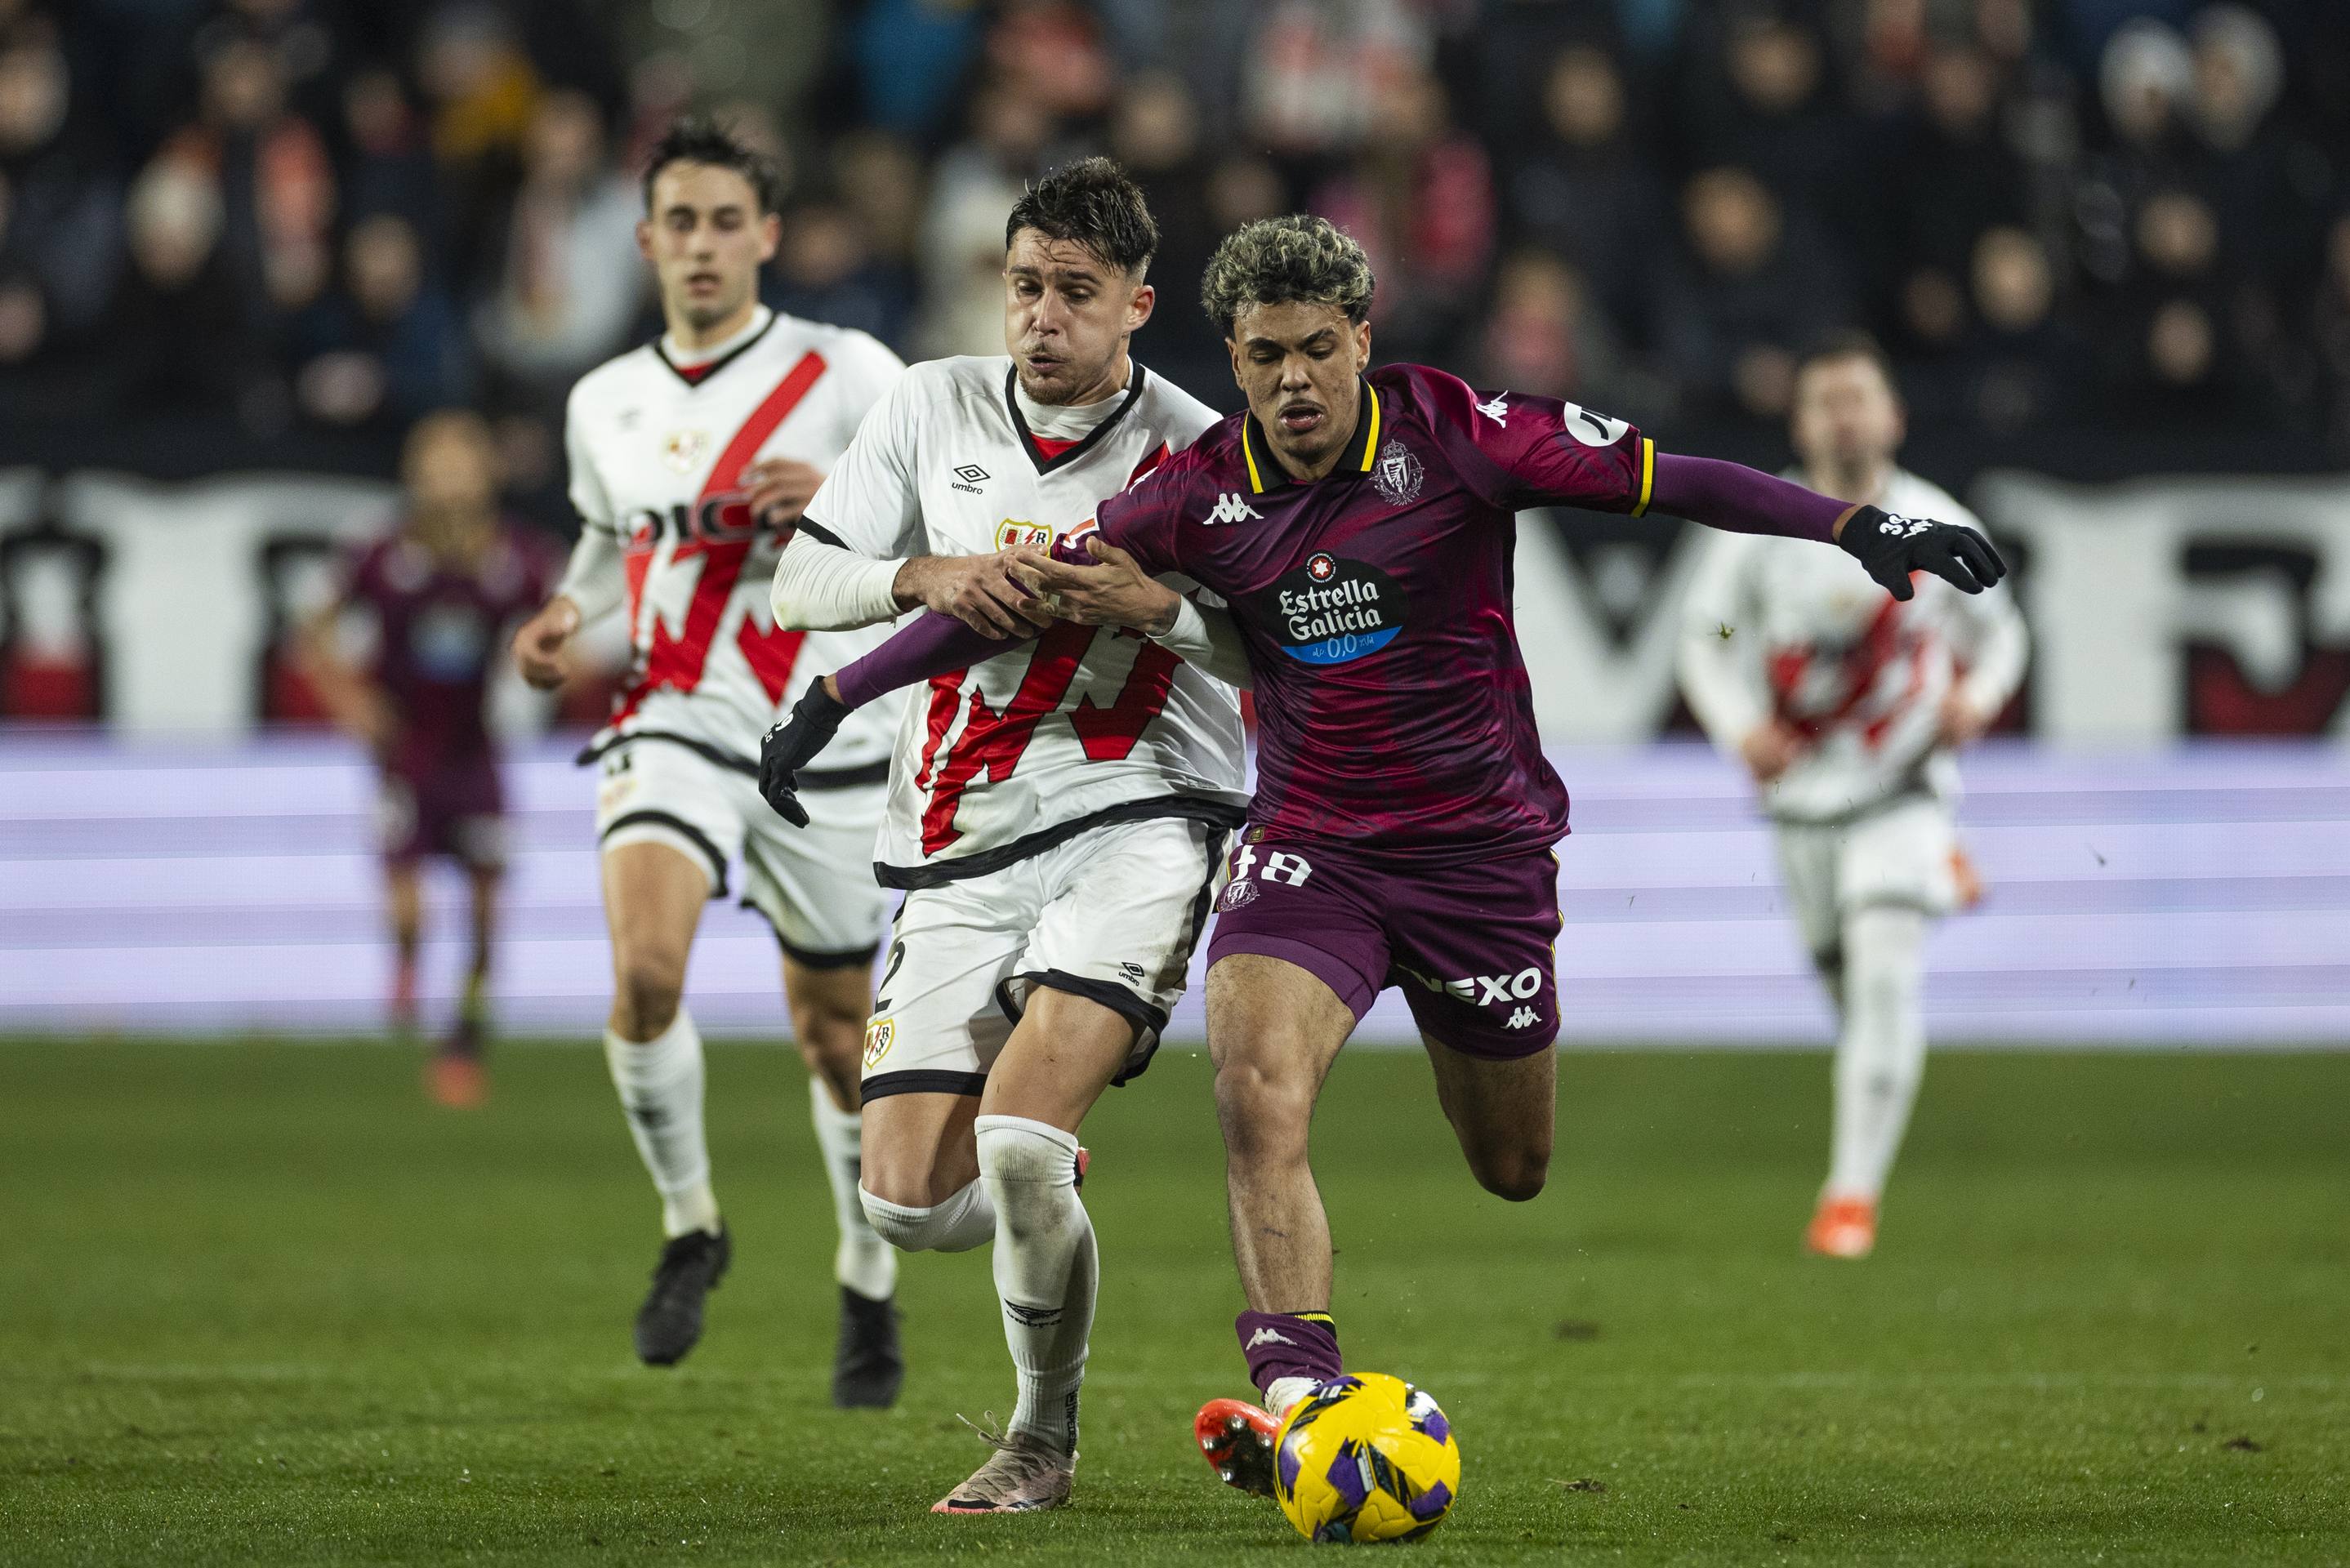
[862,1016,896,1070]
[951,462,989,494]
[1476,392,1510,425]
[1244,1326,1295,1351]
[1505,1006,1540,1030]
[1203,491,1261,525]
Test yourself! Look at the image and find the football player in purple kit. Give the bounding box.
[756,216,2004,1496]
[301,410,557,1107]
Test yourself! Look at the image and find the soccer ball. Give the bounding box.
[1272,1374,1460,1543]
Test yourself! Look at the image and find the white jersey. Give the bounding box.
[565,308,907,773]
[800,354,1247,885]
[1678,469,2028,823]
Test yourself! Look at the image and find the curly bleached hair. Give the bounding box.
[1199,215,1376,337]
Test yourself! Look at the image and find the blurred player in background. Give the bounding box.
[507,119,914,1396]
[298,409,555,1108]
[764,158,1242,1513]
[1679,334,2027,1260]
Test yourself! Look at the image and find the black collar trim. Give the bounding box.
[1240,376,1380,493]
[1003,362,1148,474]
[652,312,779,390]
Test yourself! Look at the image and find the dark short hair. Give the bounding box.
[1005,157,1157,278]
[1795,329,1897,388]
[1200,215,1376,337]
[642,116,784,216]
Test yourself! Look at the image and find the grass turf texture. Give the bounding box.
[2,1042,2345,1566]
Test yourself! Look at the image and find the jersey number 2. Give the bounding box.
[915,622,1181,854]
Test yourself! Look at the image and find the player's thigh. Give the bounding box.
[858,874,1036,1192]
[999,816,1232,1101]
[1837,796,1957,924]
[1387,849,1563,1058]
[1773,821,1844,961]
[860,1090,983,1208]
[1421,1033,1555,1199]
[1203,834,1391,1076]
[594,741,742,918]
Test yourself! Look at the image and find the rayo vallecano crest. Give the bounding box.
[662,429,709,474]
[1372,439,1423,506]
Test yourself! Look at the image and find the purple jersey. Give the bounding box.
[1095,363,1653,862]
[342,524,555,773]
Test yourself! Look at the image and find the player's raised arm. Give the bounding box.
[1436,372,2005,603]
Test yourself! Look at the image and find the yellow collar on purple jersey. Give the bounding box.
[1240,376,1380,495]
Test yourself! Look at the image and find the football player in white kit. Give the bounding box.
[1679,333,2027,1259]
[764,158,1247,1513]
[508,120,913,1396]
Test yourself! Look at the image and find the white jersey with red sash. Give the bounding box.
[566,308,906,773]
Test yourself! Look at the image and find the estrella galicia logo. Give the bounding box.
[1251,552,1408,666]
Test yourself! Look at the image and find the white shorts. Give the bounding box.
[593,737,891,966]
[857,814,1231,1101]
[1774,794,1957,960]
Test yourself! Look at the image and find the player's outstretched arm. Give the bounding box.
[1650,452,2006,601]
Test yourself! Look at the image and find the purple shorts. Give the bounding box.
[1204,835,1562,1057]
[379,759,506,871]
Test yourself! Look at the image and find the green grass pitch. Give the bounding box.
[3,1040,2345,1566]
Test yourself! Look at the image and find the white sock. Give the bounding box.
[604,1011,719,1238]
[809,1078,895,1299]
[860,1178,997,1253]
[1824,906,1929,1202]
[977,1114,1095,1455]
[1265,1376,1319,1418]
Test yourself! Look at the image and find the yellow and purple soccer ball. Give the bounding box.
[1272,1373,1460,1543]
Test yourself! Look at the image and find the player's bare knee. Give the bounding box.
[1471,1147,1549,1202]
[612,949,688,1038]
[1212,1054,1314,1163]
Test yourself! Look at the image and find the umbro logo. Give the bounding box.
[1245,1327,1295,1350]
[1476,392,1509,425]
[1202,492,1261,525]
[951,463,989,495]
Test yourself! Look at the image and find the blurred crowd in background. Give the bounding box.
[2,0,2345,529]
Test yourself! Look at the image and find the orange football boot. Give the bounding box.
[1805,1196,1878,1258]
[1194,1397,1281,1497]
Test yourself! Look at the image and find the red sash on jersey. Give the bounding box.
[614,350,826,722]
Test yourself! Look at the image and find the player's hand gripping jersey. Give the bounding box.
[1679,470,2028,822]
[1093,363,1655,862]
[566,310,907,772]
[800,355,1247,887]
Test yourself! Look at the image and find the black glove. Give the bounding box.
[759,683,851,828]
[1837,505,2008,602]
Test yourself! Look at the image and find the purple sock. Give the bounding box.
[1237,1310,1343,1396]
